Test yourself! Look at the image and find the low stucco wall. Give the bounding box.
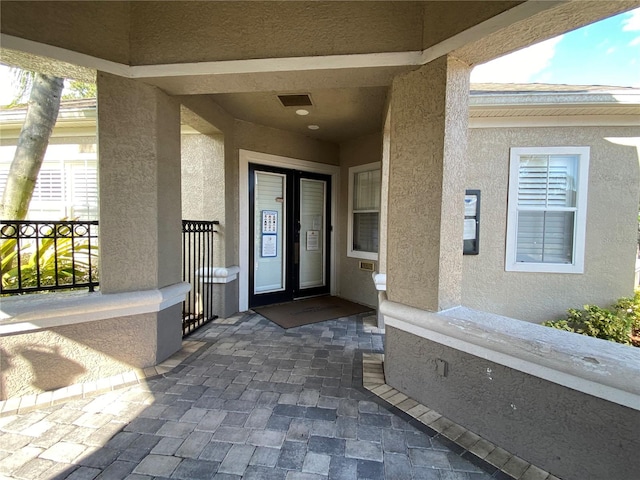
[381,300,640,479]
[463,126,640,323]
[0,286,187,400]
[1,312,161,400]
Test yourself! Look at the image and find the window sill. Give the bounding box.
[347,251,378,261]
[506,262,584,274]
[380,294,640,411]
[0,282,191,335]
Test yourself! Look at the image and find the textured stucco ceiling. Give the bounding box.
[208,86,389,143]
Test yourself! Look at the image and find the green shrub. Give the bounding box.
[543,291,640,347]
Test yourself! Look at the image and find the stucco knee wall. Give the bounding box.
[1,308,180,400]
[385,325,640,480]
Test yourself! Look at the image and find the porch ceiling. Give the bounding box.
[2,1,638,144]
[139,65,413,143]
[206,86,389,143]
[134,61,417,142]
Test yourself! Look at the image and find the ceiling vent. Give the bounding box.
[277,94,313,107]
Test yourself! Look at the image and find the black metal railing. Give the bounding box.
[0,220,99,295]
[182,219,220,336]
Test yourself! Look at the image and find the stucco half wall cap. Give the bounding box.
[372,273,387,291]
[196,266,241,284]
[0,282,191,335]
[379,296,640,411]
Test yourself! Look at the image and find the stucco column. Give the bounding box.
[97,72,182,293]
[386,56,470,312]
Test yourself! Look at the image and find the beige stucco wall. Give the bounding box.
[234,120,339,167]
[181,133,226,267]
[0,312,159,399]
[337,132,382,308]
[386,56,470,312]
[463,126,640,323]
[181,134,225,223]
[177,97,239,267]
[98,72,182,293]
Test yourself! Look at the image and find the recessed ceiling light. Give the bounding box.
[308,125,320,130]
[296,109,309,116]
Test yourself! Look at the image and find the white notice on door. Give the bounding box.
[262,234,277,257]
[306,230,320,251]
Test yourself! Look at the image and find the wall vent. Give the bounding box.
[277,94,313,107]
[359,261,375,272]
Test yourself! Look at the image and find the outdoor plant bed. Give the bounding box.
[544,290,640,347]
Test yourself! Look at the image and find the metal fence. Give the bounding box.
[182,219,220,336]
[0,220,99,295]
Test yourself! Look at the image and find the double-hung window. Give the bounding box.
[348,162,381,260]
[505,147,589,273]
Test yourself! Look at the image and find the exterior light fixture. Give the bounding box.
[296,109,310,116]
[308,125,320,130]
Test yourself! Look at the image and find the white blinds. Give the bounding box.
[516,154,578,264]
[0,144,99,221]
[354,169,381,210]
[33,169,64,202]
[352,168,380,253]
[299,178,325,289]
[517,155,576,208]
[254,171,285,293]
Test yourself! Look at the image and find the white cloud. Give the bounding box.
[470,36,563,83]
[630,36,640,47]
[622,7,640,31]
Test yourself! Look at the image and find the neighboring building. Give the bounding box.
[1,3,640,479]
[465,84,640,322]
[0,99,98,220]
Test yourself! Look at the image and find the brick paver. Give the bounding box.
[0,311,502,479]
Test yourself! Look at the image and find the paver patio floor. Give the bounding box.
[0,311,503,479]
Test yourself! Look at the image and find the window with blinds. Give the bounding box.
[506,147,590,273]
[348,162,381,260]
[0,145,99,221]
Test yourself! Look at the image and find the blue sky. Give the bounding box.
[471,7,640,87]
[1,6,639,105]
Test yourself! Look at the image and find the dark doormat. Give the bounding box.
[254,296,373,329]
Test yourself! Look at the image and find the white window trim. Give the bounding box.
[505,146,590,274]
[239,149,339,312]
[347,161,381,260]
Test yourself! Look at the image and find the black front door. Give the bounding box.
[249,164,331,308]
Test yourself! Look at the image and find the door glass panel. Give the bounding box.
[254,172,286,294]
[299,178,326,289]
